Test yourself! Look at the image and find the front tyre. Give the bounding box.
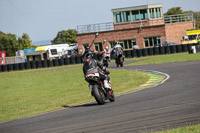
[93,85,106,105]
[109,90,115,102]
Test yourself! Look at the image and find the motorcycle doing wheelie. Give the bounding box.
[115,51,124,67]
[85,69,115,105]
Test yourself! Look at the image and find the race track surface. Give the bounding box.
[0,61,200,133]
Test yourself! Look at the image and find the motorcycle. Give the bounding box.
[116,52,124,67]
[102,53,110,67]
[85,70,115,105]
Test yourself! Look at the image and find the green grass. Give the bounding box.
[126,53,200,66]
[155,124,200,133]
[0,67,149,122]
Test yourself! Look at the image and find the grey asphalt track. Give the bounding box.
[0,60,200,133]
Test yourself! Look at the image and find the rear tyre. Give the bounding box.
[93,85,106,105]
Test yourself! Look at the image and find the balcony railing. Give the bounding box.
[77,13,193,34]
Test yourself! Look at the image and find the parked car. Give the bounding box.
[162,42,179,46]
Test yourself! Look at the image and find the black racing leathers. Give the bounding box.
[83,58,109,81]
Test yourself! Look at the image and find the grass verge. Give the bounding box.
[126,52,200,66]
[0,67,149,122]
[155,124,200,133]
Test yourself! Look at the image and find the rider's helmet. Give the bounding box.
[105,46,108,49]
[84,52,93,59]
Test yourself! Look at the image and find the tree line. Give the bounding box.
[0,31,36,56]
[0,7,200,57]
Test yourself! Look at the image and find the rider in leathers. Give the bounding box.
[83,52,112,90]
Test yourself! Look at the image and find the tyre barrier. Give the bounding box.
[75,56,81,64]
[182,44,188,52]
[7,64,14,72]
[48,60,53,67]
[59,58,64,66]
[131,50,137,58]
[53,59,59,67]
[13,63,19,71]
[25,62,31,69]
[153,47,159,55]
[0,65,2,72]
[164,46,171,54]
[64,58,70,65]
[36,60,42,68]
[159,47,165,54]
[19,63,25,70]
[148,48,154,56]
[42,60,48,68]
[31,61,36,69]
[125,50,132,58]
[2,65,7,72]
[170,45,176,54]
[70,56,76,64]
[136,49,142,57]
[142,49,148,56]
[176,45,182,53]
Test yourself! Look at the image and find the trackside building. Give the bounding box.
[77,4,194,55]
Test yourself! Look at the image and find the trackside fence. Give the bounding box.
[0,44,198,73]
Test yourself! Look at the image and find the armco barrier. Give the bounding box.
[170,45,176,54]
[159,47,165,54]
[142,49,148,56]
[59,58,64,66]
[153,47,159,55]
[164,46,171,54]
[64,58,70,65]
[42,60,48,68]
[19,63,25,70]
[53,59,59,67]
[70,56,76,64]
[25,62,31,69]
[48,60,53,67]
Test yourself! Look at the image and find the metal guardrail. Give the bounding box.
[77,22,114,34]
[77,13,193,34]
[163,13,193,23]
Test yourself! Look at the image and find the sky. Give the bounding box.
[0,0,200,44]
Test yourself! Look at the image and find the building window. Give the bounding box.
[119,39,136,49]
[50,49,57,55]
[144,36,161,47]
[155,8,161,18]
[132,10,140,21]
[109,41,116,48]
[123,11,131,22]
[115,12,123,23]
[149,8,155,19]
[95,43,103,52]
[140,9,148,20]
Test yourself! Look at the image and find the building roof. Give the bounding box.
[111,4,163,13]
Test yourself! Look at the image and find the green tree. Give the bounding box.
[164,7,184,15]
[0,31,18,56]
[51,29,77,44]
[18,33,36,50]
